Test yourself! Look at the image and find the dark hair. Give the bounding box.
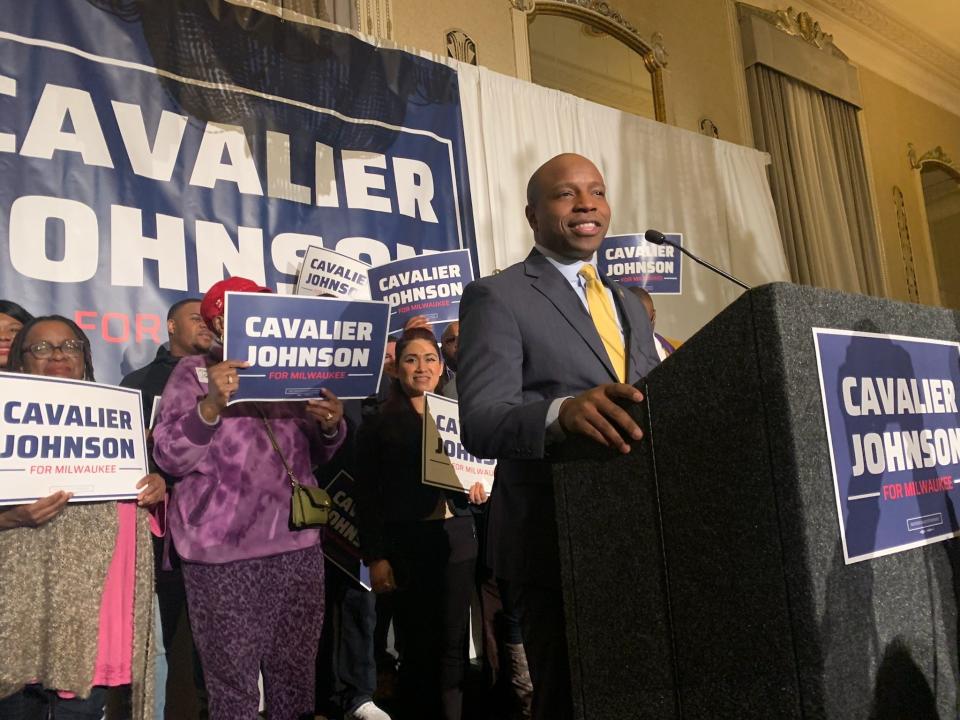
[7,315,96,381]
[166,297,202,321]
[0,300,34,325]
[384,326,445,409]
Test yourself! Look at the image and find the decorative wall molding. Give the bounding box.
[893,185,920,303]
[798,0,960,117]
[446,29,478,65]
[738,4,848,59]
[908,143,957,173]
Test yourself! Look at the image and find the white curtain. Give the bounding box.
[454,64,789,341]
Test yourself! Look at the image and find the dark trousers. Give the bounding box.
[390,516,477,720]
[316,562,378,715]
[516,583,574,720]
[0,686,106,720]
[182,543,325,720]
[156,572,208,704]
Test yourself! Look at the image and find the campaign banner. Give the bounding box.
[813,328,960,564]
[0,1,476,385]
[600,233,682,294]
[422,392,495,494]
[369,250,474,333]
[295,245,372,300]
[0,372,148,504]
[322,470,372,590]
[222,292,390,402]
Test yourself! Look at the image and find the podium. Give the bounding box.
[553,283,960,719]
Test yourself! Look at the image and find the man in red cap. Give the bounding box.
[153,276,345,720]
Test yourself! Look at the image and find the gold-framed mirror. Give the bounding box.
[521,0,666,121]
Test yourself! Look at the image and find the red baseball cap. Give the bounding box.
[200,277,271,330]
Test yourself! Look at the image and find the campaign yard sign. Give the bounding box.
[813,328,960,563]
[322,470,372,590]
[295,245,372,300]
[368,250,474,333]
[600,233,682,294]
[422,392,495,494]
[222,292,390,402]
[0,372,148,504]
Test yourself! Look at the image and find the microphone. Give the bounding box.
[643,229,751,291]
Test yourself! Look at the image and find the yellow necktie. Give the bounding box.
[578,264,625,382]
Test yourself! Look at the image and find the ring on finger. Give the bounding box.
[325,412,333,421]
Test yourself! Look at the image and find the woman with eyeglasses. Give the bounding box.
[0,315,165,720]
[355,327,488,720]
[0,300,32,369]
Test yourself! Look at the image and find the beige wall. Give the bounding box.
[390,1,517,76]
[290,0,960,307]
[389,0,750,145]
[858,67,960,305]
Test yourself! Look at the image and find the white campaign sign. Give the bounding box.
[0,372,149,505]
[422,392,495,494]
[295,245,372,300]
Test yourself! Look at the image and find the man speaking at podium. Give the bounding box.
[458,154,661,720]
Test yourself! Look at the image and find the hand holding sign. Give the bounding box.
[0,490,72,530]
[370,558,397,594]
[136,473,166,508]
[199,359,250,422]
[305,389,344,434]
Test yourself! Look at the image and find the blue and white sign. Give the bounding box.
[0,372,148,504]
[600,233,682,294]
[323,470,372,591]
[295,245,372,300]
[369,249,474,333]
[0,2,476,384]
[222,292,390,402]
[813,328,960,563]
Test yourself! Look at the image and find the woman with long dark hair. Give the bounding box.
[0,315,164,720]
[356,327,487,720]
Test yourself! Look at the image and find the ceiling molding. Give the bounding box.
[798,0,960,117]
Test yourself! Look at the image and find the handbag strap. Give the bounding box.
[257,408,299,489]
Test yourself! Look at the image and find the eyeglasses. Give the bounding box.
[22,339,86,359]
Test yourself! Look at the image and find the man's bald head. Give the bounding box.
[524,153,611,260]
[526,153,601,206]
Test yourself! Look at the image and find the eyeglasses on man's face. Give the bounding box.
[22,339,87,359]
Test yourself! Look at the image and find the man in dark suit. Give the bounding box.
[457,153,661,720]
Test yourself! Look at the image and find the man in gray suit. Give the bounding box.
[458,153,661,720]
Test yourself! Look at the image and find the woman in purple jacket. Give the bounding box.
[152,277,345,720]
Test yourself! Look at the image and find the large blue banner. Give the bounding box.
[0,1,475,383]
[814,328,960,563]
[223,292,389,401]
[599,233,682,294]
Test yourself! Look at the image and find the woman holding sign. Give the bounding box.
[152,277,346,720]
[356,327,487,720]
[0,315,165,720]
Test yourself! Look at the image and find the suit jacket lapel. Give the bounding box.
[524,250,619,382]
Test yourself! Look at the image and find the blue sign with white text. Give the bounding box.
[0,1,475,384]
[368,249,474,333]
[599,233,682,294]
[814,328,960,563]
[223,292,390,402]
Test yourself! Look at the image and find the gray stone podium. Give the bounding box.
[553,282,960,719]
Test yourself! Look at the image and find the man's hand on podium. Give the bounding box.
[558,384,644,454]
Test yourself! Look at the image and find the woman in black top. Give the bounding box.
[356,327,487,720]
